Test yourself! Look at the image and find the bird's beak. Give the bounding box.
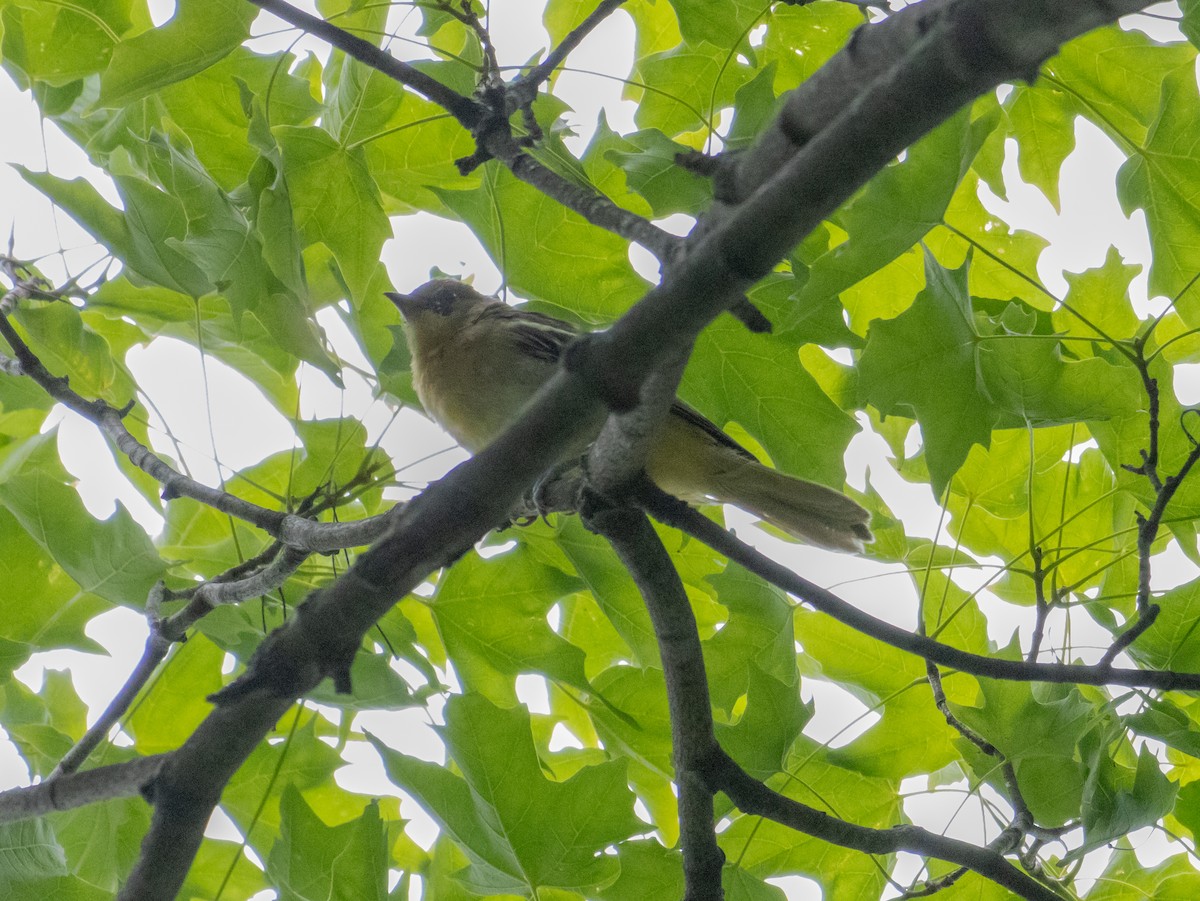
[385,291,416,318]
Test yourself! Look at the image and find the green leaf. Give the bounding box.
[703,564,796,714]
[1045,25,1195,150]
[0,432,165,608]
[683,310,859,487]
[1053,245,1142,341]
[557,518,659,666]
[0,505,107,671]
[1074,743,1177,860]
[126,634,223,753]
[1127,697,1200,759]
[605,127,712,217]
[1006,83,1077,211]
[955,677,1096,826]
[633,40,750,137]
[758,1,863,92]
[435,166,647,318]
[372,693,641,894]
[0,819,67,886]
[432,544,590,705]
[276,125,391,302]
[17,166,210,298]
[0,0,130,87]
[790,105,997,330]
[1087,848,1200,901]
[722,737,901,898]
[595,840,684,901]
[267,787,388,901]
[98,0,258,106]
[859,252,998,494]
[159,47,320,190]
[1117,64,1200,303]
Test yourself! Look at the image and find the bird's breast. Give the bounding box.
[412,338,552,453]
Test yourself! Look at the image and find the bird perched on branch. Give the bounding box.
[387,279,872,552]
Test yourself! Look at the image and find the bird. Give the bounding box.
[386,279,872,552]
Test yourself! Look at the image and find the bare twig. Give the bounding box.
[1101,340,1200,667]
[509,0,628,104]
[248,0,482,126]
[52,587,173,777]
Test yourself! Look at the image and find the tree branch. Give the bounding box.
[0,755,167,824]
[700,748,1067,901]
[52,587,172,778]
[585,500,724,899]
[637,485,1200,691]
[247,0,483,126]
[509,0,628,104]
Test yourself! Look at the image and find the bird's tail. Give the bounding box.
[710,461,872,552]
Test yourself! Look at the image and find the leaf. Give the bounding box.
[431,544,590,705]
[632,40,751,137]
[0,432,165,608]
[1006,83,1078,211]
[267,787,388,901]
[1073,744,1177,860]
[1117,64,1200,303]
[683,309,859,487]
[435,165,647,318]
[276,125,392,303]
[372,693,641,894]
[1045,25,1194,149]
[954,676,1096,826]
[98,0,258,106]
[859,252,998,494]
[0,819,68,887]
[126,634,223,753]
[790,105,997,332]
[758,1,863,92]
[0,0,130,87]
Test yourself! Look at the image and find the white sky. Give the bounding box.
[0,2,1195,898]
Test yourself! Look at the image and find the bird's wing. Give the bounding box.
[477,302,755,462]
[669,401,757,461]
[476,303,579,363]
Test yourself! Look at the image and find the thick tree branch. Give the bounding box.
[585,501,723,900]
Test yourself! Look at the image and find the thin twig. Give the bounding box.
[510,0,628,104]
[52,586,172,777]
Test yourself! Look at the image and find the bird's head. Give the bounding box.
[386,279,493,351]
